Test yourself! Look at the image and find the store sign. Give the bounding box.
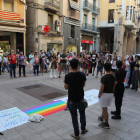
[0,10,20,21]
[81,40,93,44]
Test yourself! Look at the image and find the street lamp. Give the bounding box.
[116,5,122,55]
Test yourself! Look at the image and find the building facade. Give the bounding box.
[60,0,80,54]
[26,0,63,56]
[99,0,139,57]
[80,0,100,53]
[0,0,26,55]
[26,0,81,55]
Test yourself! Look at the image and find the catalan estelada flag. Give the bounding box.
[0,10,20,21]
[23,100,66,117]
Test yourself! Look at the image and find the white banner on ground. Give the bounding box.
[0,107,30,131]
[54,89,99,106]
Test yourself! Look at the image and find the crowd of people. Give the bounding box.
[0,49,140,92]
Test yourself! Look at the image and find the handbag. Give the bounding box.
[81,98,88,109]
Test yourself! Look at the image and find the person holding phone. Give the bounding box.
[8,50,17,79]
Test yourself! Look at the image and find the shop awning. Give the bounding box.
[81,40,93,44]
[69,0,80,11]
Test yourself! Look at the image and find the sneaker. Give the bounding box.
[92,74,94,76]
[59,76,60,78]
[98,116,103,123]
[111,115,121,120]
[98,122,110,129]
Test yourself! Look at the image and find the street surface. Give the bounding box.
[0,65,140,140]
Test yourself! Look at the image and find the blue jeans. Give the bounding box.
[97,66,103,72]
[124,68,131,87]
[10,63,16,78]
[68,100,86,136]
[2,63,9,72]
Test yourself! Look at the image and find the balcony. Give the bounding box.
[0,10,21,26]
[67,9,80,20]
[46,23,61,32]
[69,0,80,11]
[83,0,92,12]
[92,6,100,15]
[125,18,136,30]
[44,0,60,13]
[82,23,99,33]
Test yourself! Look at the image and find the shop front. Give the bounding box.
[81,40,93,53]
[39,34,63,54]
[66,46,77,54]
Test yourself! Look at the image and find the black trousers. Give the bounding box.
[0,62,1,74]
[114,83,125,116]
[19,64,25,76]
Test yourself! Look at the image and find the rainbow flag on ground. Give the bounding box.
[23,100,66,117]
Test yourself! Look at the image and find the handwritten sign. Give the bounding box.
[0,107,30,130]
[54,89,99,107]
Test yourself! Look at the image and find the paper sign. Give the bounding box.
[54,89,99,106]
[0,107,30,130]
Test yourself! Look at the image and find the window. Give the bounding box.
[93,0,96,6]
[71,25,75,38]
[92,18,95,26]
[109,0,115,3]
[108,9,114,23]
[4,0,13,12]
[84,14,87,28]
[48,14,53,30]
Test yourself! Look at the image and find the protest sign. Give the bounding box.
[0,107,30,130]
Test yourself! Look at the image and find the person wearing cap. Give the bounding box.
[29,51,34,73]
[2,54,9,72]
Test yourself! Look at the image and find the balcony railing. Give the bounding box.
[82,23,99,32]
[67,9,80,20]
[92,6,100,14]
[83,0,92,11]
[44,0,60,12]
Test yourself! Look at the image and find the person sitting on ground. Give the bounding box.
[98,63,117,129]
[111,60,126,119]
[64,59,88,139]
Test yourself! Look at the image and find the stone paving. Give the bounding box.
[0,65,140,140]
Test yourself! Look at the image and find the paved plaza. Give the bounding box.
[0,65,140,140]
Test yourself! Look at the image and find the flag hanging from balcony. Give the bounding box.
[0,10,20,21]
[44,25,49,33]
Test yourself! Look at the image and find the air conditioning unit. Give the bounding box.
[56,27,61,32]
[55,20,61,26]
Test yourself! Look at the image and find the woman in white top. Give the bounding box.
[111,56,117,74]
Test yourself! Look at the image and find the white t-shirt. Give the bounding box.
[0,56,2,62]
[111,60,117,69]
[125,61,130,67]
[3,57,8,63]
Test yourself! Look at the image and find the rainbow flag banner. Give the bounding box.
[23,100,66,117]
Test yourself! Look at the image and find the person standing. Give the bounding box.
[33,51,39,76]
[2,55,9,72]
[82,55,89,76]
[18,51,27,77]
[111,61,126,119]
[59,50,67,78]
[16,49,20,66]
[8,50,17,79]
[96,53,105,78]
[29,51,34,73]
[50,54,58,79]
[91,50,98,76]
[98,63,116,129]
[111,56,117,74]
[131,56,139,91]
[39,50,46,75]
[64,59,88,139]
[0,55,2,75]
